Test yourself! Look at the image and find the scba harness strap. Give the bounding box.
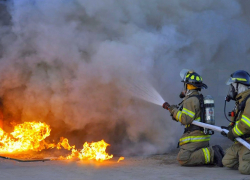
[183,94,205,133]
[233,94,250,139]
[233,94,250,122]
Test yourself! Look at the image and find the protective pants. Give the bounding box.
[222,143,250,174]
[177,141,214,166]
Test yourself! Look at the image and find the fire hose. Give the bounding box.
[162,102,250,150]
[192,121,250,150]
[0,155,51,162]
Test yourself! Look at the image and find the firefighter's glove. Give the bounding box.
[221,128,235,142]
[171,114,178,122]
[220,130,227,138]
[221,126,233,138]
[168,105,177,115]
[227,129,236,142]
[221,126,233,131]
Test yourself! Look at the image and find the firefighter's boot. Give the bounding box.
[212,145,224,167]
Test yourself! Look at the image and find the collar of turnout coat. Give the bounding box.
[236,89,250,103]
[183,90,200,101]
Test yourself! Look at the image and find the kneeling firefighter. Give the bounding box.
[221,70,250,174]
[163,69,224,166]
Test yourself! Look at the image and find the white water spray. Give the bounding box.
[125,79,165,106]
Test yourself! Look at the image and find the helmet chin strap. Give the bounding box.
[184,83,198,96]
[179,83,197,98]
[186,89,194,96]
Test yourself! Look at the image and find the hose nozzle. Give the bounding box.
[162,102,170,110]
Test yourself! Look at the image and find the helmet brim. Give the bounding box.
[180,69,192,81]
[226,77,250,86]
[201,83,208,89]
[226,77,236,85]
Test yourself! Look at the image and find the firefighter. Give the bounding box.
[221,70,250,174]
[163,69,224,166]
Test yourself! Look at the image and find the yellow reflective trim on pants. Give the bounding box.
[233,125,243,136]
[182,108,195,118]
[206,148,211,163]
[242,115,250,128]
[176,111,182,122]
[202,148,210,164]
[179,135,210,146]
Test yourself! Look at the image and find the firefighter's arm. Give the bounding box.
[232,99,250,137]
[172,97,199,125]
[167,105,178,121]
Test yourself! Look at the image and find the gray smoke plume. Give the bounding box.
[0,0,250,155]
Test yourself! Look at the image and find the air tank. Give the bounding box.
[204,95,215,125]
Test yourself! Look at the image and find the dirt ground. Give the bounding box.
[1,135,250,180]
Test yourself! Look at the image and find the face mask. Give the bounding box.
[179,91,185,98]
[227,84,238,101]
[179,83,186,98]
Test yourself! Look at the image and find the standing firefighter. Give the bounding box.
[163,69,224,166]
[221,70,250,174]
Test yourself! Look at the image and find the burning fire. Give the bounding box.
[0,122,119,162]
[0,122,53,153]
[117,157,125,162]
[59,140,114,161]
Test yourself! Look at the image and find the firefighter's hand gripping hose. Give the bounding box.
[168,105,177,113]
[163,102,177,115]
[221,126,235,141]
[192,121,250,150]
[220,126,232,137]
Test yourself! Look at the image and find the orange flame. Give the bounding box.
[57,137,75,150]
[0,122,52,153]
[64,140,113,161]
[117,157,125,162]
[0,122,114,161]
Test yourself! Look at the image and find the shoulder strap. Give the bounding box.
[188,94,204,107]
[234,94,250,122]
[177,95,199,108]
[185,94,205,123]
[239,94,250,111]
